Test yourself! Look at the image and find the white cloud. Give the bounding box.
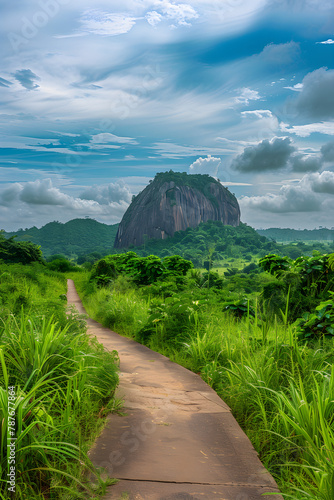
[154,0,199,26]
[240,184,321,213]
[90,133,138,145]
[189,155,221,176]
[0,178,131,230]
[307,170,334,194]
[317,39,334,44]
[146,11,163,26]
[241,110,273,119]
[284,83,303,92]
[235,87,262,105]
[240,171,334,215]
[280,121,334,137]
[79,182,132,205]
[60,10,137,38]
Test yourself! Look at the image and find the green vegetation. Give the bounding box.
[3,218,119,260]
[0,232,44,265]
[0,248,119,498]
[145,170,237,206]
[72,249,334,500]
[130,221,276,266]
[4,217,334,269]
[130,220,334,266]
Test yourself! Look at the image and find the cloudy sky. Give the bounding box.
[0,0,334,230]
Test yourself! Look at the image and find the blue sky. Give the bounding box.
[0,0,334,230]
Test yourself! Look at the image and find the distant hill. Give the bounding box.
[115,171,240,248]
[4,219,119,258]
[257,228,334,242]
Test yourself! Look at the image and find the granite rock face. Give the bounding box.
[114,172,240,249]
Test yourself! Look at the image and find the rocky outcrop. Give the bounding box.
[114,172,240,248]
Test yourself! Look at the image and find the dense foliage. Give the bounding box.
[126,221,334,265]
[91,252,193,286]
[3,217,334,268]
[0,261,119,498]
[0,232,44,264]
[259,252,334,328]
[130,221,276,266]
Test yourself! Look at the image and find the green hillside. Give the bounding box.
[4,218,119,258]
[129,221,275,266]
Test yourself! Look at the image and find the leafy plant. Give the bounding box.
[222,298,255,319]
[296,296,334,341]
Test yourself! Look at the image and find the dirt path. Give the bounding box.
[67,280,283,500]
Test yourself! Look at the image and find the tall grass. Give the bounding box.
[0,265,119,499]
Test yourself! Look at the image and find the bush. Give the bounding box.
[0,234,44,265]
[296,296,334,341]
[47,258,80,273]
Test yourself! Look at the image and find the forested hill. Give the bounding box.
[131,221,276,266]
[257,228,334,242]
[4,219,119,258]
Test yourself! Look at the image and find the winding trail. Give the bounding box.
[67,280,283,500]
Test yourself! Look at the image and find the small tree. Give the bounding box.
[0,234,44,264]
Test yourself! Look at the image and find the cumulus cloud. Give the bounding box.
[280,121,334,137]
[154,0,199,26]
[19,179,71,206]
[79,182,132,205]
[241,185,321,213]
[234,87,261,105]
[1,183,23,204]
[0,179,132,228]
[146,11,163,26]
[291,154,322,173]
[292,67,334,120]
[308,170,334,194]
[240,171,334,214]
[0,179,132,210]
[232,137,296,173]
[0,179,68,206]
[189,155,221,176]
[321,139,334,162]
[13,69,40,90]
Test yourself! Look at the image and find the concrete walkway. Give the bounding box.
[67,280,283,500]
